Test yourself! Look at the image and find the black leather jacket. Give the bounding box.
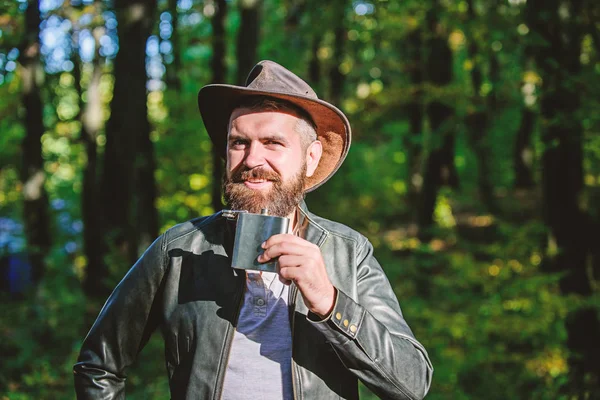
[74,203,433,399]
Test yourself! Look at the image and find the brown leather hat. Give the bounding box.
[197,60,351,192]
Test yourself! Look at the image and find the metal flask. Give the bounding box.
[229,209,290,273]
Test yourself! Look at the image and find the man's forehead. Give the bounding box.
[228,108,301,135]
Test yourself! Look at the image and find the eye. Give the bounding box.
[265,139,283,147]
[229,139,248,150]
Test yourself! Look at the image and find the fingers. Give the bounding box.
[261,233,314,249]
[276,256,307,283]
[258,234,318,263]
[277,254,306,269]
[276,254,335,317]
[258,242,305,262]
[269,247,335,317]
[276,255,319,282]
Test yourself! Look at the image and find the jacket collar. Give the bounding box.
[297,200,329,248]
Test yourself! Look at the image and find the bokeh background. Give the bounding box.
[1,0,599,398]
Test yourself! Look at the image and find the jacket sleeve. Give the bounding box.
[309,238,433,400]
[73,234,168,399]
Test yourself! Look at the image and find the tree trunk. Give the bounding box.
[513,50,535,189]
[464,0,497,213]
[100,0,157,289]
[527,0,600,393]
[308,35,321,92]
[488,52,499,113]
[73,23,106,297]
[404,27,423,207]
[418,2,458,238]
[465,110,496,211]
[236,0,261,86]
[134,113,159,255]
[328,0,346,105]
[513,106,535,188]
[132,0,159,256]
[18,0,51,284]
[584,2,600,56]
[210,0,228,212]
[284,0,305,30]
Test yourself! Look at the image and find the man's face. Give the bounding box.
[223,108,321,217]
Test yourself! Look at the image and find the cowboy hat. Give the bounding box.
[197,60,351,192]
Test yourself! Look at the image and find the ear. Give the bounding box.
[305,140,322,178]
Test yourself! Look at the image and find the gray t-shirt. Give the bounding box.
[221,270,293,400]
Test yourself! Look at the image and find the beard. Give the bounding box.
[223,163,306,217]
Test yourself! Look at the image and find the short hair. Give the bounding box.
[232,96,318,149]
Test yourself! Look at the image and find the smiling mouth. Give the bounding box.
[242,179,273,188]
[232,167,281,187]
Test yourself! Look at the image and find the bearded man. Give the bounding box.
[74,60,432,400]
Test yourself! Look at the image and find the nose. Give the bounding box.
[243,142,266,169]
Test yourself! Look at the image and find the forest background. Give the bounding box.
[1,0,599,399]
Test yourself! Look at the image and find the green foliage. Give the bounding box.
[373,216,575,400]
[154,89,215,230]
[0,249,86,399]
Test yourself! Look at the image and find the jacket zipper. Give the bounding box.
[216,276,246,400]
[288,210,327,400]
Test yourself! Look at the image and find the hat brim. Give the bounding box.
[198,84,351,192]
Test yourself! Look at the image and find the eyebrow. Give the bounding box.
[228,134,249,142]
[262,134,289,144]
[227,133,290,145]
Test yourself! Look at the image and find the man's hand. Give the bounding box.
[258,234,335,318]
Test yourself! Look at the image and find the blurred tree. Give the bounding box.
[210,0,227,212]
[514,26,536,189]
[584,0,600,54]
[236,0,261,85]
[73,1,107,297]
[98,0,158,295]
[328,0,346,106]
[132,3,159,257]
[18,0,51,283]
[513,83,536,189]
[527,0,600,393]
[464,0,498,213]
[283,0,304,29]
[165,0,181,91]
[418,0,458,238]
[404,25,424,210]
[308,35,321,90]
[285,0,322,94]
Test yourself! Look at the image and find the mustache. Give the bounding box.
[229,167,281,183]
